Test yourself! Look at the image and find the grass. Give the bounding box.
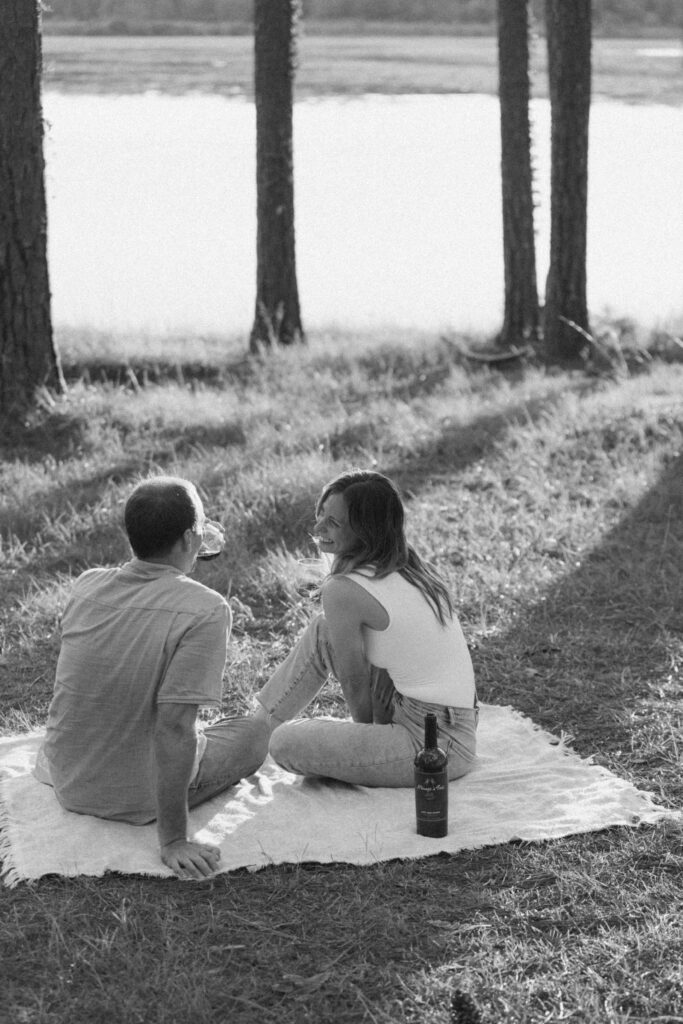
[1,326,683,1022]
[41,34,683,105]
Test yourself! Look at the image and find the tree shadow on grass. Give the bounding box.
[0,419,245,576]
[369,377,683,805]
[0,405,248,467]
[473,449,683,803]
[0,408,94,464]
[1,373,587,573]
[58,357,235,389]
[384,377,599,493]
[0,460,147,563]
[160,420,247,453]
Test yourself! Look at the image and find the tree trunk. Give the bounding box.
[497,0,538,349]
[250,0,304,352]
[543,0,592,364]
[0,0,62,417]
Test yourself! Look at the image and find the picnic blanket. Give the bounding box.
[1,704,679,886]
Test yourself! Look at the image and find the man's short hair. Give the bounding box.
[124,477,201,560]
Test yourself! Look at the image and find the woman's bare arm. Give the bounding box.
[321,577,388,723]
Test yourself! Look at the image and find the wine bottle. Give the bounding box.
[414,712,448,837]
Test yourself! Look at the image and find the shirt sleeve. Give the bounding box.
[156,602,231,707]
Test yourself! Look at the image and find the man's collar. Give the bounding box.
[123,558,187,577]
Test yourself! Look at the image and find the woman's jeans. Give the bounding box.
[256,614,478,788]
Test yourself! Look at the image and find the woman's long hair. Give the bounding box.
[317,470,454,625]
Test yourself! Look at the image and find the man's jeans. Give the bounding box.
[256,615,477,788]
[188,716,270,808]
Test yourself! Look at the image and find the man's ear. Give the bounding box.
[180,528,195,552]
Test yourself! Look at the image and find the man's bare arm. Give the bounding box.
[153,703,221,879]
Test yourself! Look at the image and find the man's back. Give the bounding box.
[37,559,230,823]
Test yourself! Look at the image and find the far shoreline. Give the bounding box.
[41,34,683,106]
[40,18,683,40]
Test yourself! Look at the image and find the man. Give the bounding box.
[34,476,269,879]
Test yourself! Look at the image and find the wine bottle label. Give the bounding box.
[415,768,448,836]
[415,774,446,804]
[417,770,448,811]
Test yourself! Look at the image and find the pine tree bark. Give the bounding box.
[497,0,538,349]
[543,0,592,363]
[250,0,304,351]
[0,0,62,417]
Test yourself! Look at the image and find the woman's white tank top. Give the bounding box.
[347,570,475,707]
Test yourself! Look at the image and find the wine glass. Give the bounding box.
[197,519,225,561]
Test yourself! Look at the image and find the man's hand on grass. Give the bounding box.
[160,839,221,880]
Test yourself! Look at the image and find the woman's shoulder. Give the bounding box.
[347,569,402,588]
[321,572,386,608]
[321,573,390,630]
[322,572,373,596]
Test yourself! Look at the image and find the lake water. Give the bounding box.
[43,92,683,336]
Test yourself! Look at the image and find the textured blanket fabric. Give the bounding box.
[1,704,679,886]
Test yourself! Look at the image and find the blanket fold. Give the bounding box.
[1,704,679,886]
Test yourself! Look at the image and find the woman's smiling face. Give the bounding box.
[313,492,358,557]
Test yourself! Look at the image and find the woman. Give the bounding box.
[253,470,477,786]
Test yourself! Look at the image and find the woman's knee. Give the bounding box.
[248,717,272,766]
[268,719,323,775]
[268,722,297,771]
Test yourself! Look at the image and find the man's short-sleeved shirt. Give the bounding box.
[37,559,231,824]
